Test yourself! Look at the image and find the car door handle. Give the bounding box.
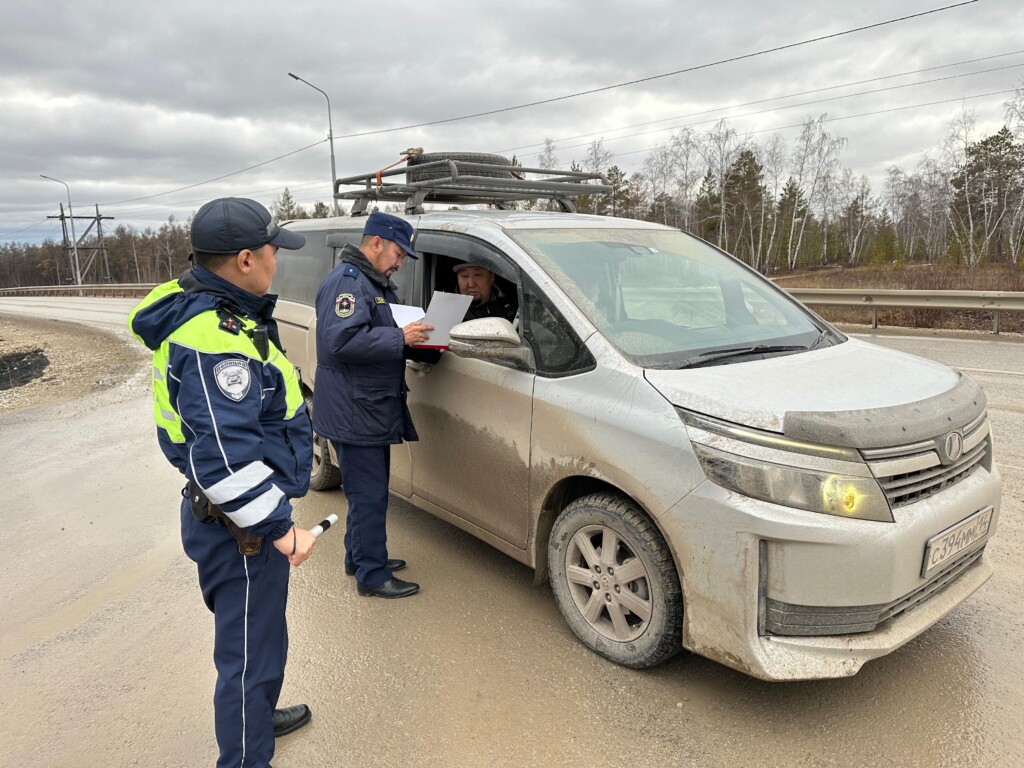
[407,360,432,376]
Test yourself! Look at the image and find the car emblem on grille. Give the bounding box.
[938,431,964,465]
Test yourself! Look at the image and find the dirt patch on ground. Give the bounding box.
[0,314,147,413]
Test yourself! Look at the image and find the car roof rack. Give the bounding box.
[335,158,612,216]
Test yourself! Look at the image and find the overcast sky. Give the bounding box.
[2,0,1022,245]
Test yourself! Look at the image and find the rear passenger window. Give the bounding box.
[272,229,331,306]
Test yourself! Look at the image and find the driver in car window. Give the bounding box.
[453,261,517,322]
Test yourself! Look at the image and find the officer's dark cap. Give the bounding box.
[363,211,418,259]
[191,197,305,254]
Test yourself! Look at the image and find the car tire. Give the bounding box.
[406,152,515,183]
[304,393,342,491]
[548,493,683,668]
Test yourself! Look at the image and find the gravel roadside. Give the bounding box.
[0,313,147,413]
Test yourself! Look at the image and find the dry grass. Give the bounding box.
[775,266,1024,334]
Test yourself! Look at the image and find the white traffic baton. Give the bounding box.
[310,513,339,538]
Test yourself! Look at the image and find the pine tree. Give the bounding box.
[271,188,307,221]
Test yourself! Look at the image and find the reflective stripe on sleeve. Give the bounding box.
[204,461,275,506]
[223,486,285,528]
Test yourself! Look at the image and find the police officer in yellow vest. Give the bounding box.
[129,197,316,767]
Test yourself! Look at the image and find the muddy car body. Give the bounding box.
[273,205,1000,681]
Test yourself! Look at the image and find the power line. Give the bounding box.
[517,66,1022,159]
[603,88,1017,162]
[500,49,1024,154]
[134,52,1017,217]
[330,0,980,140]
[0,217,55,241]
[104,179,330,219]
[96,138,328,206]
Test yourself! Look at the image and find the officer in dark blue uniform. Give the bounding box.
[130,198,318,767]
[312,212,432,599]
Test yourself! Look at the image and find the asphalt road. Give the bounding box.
[1,298,1022,768]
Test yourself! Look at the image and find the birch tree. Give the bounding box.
[1003,82,1024,265]
[538,138,559,171]
[785,115,846,270]
[643,144,677,226]
[944,109,1013,267]
[759,133,787,272]
[697,120,742,250]
[668,127,704,234]
[835,169,875,266]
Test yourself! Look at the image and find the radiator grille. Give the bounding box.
[862,413,990,508]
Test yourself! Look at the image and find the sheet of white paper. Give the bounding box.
[397,290,473,348]
[389,303,425,328]
[416,291,473,347]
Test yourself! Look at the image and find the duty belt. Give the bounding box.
[188,479,263,556]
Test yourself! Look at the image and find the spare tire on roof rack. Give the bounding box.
[406,152,515,183]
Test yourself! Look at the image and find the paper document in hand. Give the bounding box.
[393,291,472,348]
[389,303,425,328]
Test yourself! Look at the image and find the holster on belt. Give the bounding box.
[188,479,263,556]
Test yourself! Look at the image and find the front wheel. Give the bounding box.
[304,393,342,491]
[548,493,682,668]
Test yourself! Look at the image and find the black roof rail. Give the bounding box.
[334,157,612,216]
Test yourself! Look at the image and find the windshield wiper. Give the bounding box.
[675,343,812,369]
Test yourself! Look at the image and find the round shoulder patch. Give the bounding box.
[214,359,251,402]
[335,292,356,318]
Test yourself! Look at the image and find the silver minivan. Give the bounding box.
[273,170,1000,681]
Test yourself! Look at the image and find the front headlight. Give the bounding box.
[693,443,893,523]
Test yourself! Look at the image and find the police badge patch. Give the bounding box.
[335,293,356,318]
[214,359,251,402]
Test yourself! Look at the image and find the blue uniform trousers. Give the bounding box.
[181,500,290,768]
[335,442,393,589]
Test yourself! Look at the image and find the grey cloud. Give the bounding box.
[4,0,1024,240]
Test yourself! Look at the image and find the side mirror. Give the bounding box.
[448,318,532,367]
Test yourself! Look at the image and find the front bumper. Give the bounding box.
[661,464,1001,681]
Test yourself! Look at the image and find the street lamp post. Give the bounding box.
[288,72,341,216]
[40,174,83,285]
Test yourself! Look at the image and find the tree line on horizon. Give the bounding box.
[2,82,1023,289]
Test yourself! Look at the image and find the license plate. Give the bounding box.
[921,506,993,578]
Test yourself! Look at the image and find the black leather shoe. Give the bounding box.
[357,577,420,598]
[345,558,407,576]
[273,704,311,737]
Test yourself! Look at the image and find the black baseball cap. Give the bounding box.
[191,197,305,254]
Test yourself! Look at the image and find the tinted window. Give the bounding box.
[272,229,331,306]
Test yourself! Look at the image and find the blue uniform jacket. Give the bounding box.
[312,244,419,446]
[129,265,313,540]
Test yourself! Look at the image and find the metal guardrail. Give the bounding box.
[785,288,1024,334]
[0,283,157,298]
[1,284,1022,333]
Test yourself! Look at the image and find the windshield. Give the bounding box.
[509,227,833,369]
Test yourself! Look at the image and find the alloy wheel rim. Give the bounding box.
[565,524,653,642]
